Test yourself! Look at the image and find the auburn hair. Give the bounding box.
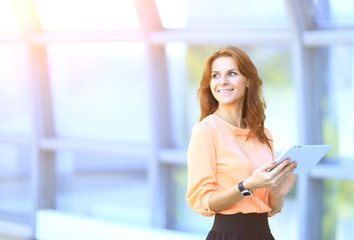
[197,46,272,149]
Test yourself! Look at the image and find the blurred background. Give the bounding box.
[0,0,353,239]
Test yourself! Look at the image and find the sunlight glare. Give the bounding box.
[155,0,188,28]
[33,0,139,31]
[0,0,21,31]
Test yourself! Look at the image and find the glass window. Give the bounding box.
[47,42,150,143]
[322,45,354,160]
[166,44,296,151]
[0,44,32,134]
[0,143,31,215]
[33,0,139,31]
[323,179,354,240]
[0,1,20,32]
[156,0,288,29]
[313,0,354,28]
[55,151,149,227]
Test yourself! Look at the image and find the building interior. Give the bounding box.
[0,0,354,239]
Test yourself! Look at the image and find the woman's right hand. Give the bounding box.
[243,159,297,191]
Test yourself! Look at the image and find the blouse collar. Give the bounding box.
[210,114,250,136]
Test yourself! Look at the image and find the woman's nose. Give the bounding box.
[219,76,229,85]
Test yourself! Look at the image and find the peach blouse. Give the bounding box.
[186,114,276,217]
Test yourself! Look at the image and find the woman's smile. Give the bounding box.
[217,88,234,95]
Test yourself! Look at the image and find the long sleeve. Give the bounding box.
[186,122,218,217]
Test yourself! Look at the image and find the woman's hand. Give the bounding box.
[243,159,297,196]
[270,171,297,197]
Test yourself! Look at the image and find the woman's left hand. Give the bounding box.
[270,173,297,198]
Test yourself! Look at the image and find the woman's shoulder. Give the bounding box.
[193,115,217,129]
[192,115,218,134]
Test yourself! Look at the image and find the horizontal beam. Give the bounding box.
[0,211,31,225]
[310,161,354,180]
[0,132,32,145]
[30,30,143,45]
[150,29,292,45]
[40,137,150,158]
[304,30,354,46]
[4,29,354,47]
[0,33,23,42]
[159,148,187,165]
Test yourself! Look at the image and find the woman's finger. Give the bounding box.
[262,161,277,172]
[271,162,297,186]
[267,158,291,176]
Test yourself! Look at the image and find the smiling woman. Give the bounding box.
[33,0,140,31]
[186,46,297,240]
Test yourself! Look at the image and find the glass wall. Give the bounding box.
[1,1,354,240]
[313,0,354,28]
[0,1,20,31]
[156,0,289,29]
[0,144,31,215]
[47,42,150,143]
[323,180,354,240]
[320,44,354,240]
[322,45,354,160]
[55,151,149,227]
[0,44,31,133]
[34,0,139,31]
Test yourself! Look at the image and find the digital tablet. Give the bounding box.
[268,145,332,174]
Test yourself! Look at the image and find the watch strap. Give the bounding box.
[238,180,253,197]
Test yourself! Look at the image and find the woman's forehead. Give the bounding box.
[211,56,238,71]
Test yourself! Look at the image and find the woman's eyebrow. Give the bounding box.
[212,68,238,72]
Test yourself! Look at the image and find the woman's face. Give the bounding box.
[210,56,248,107]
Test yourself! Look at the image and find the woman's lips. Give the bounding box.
[217,89,234,95]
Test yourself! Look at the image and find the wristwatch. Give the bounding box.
[238,180,253,197]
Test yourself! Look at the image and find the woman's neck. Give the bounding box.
[214,105,245,129]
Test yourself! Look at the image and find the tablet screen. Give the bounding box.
[268,145,331,174]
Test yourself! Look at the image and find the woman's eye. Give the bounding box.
[212,73,220,78]
[229,72,237,76]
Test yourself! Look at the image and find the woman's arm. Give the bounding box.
[208,184,244,212]
[268,191,284,216]
[209,160,297,213]
[268,173,297,216]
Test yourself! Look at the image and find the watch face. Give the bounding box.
[241,190,252,197]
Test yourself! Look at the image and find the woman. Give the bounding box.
[186,46,297,240]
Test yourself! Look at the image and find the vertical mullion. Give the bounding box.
[29,43,56,202]
[133,0,172,228]
[285,0,325,239]
[146,45,172,228]
[12,1,56,239]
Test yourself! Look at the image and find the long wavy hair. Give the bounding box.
[197,46,272,149]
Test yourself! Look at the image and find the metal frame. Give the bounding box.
[133,0,172,228]
[0,0,354,239]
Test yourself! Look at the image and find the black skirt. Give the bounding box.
[206,213,275,240]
